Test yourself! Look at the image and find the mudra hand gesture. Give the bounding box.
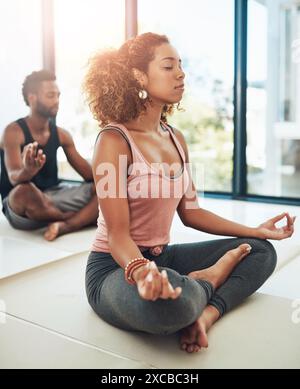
[22,141,46,176]
[132,261,182,301]
[256,212,296,240]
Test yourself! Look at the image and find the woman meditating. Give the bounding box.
[84,32,295,353]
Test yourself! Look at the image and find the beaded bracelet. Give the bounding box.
[124,257,150,285]
[125,257,150,285]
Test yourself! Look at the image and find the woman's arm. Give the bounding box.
[92,130,144,267]
[59,128,93,181]
[183,207,259,238]
[93,129,181,300]
[176,173,259,237]
[174,128,295,240]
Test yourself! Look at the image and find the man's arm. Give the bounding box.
[58,128,93,181]
[1,124,45,186]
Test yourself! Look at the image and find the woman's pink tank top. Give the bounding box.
[91,121,190,254]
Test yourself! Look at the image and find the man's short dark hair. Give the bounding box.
[22,70,56,106]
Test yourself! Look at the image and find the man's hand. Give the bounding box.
[133,261,182,301]
[22,141,46,177]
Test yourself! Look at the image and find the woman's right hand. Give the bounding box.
[132,261,182,301]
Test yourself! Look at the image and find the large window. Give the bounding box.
[2,0,294,203]
[54,0,125,179]
[247,0,300,198]
[138,0,235,193]
[0,0,42,133]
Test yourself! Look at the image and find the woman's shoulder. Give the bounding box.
[163,122,183,140]
[97,122,130,143]
[95,125,133,166]
[168,126,189,161]
[161,120,188,158]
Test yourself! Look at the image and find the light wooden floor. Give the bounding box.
[1,198,300,368]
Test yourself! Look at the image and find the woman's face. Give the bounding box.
[144,43,185,105]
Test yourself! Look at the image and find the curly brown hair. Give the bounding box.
[83,32,178,127]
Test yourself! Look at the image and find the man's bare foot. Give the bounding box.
[188,243,252,289]
[180,305,220,353]
[44,221,71,241]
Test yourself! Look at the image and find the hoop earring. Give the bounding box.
[138,89,148,99]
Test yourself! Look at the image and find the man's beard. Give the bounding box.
[36,101,57,119]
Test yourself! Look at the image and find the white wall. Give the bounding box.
[0,0,42,134]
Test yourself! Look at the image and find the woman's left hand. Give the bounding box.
[256,212,296,240]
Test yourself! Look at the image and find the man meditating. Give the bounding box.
[0,70,98,240]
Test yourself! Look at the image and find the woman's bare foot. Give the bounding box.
[179,244,252,353]
[44,221,72,241]
[180,305,220,353]
[188,243,252,289]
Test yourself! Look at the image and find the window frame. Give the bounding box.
[42,0,300,206]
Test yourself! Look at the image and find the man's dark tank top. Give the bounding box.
[0,117,61,200]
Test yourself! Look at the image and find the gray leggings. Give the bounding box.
[85,237,277,335]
